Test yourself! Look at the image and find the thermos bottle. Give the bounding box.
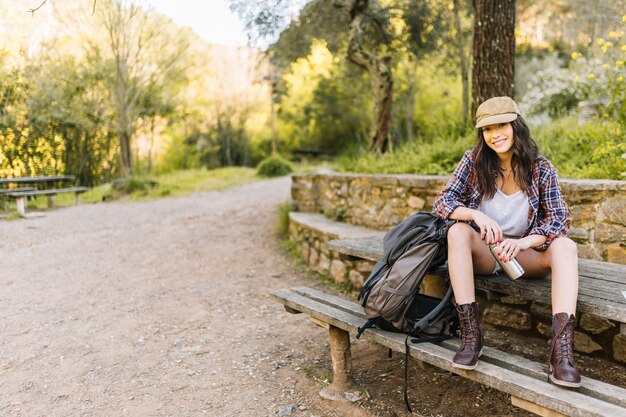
[489,243,524,280]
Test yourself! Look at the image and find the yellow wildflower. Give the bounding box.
[617,60,625,67]
[573,76,580,82]
[571,51,582,60]
[597,38,605,45]
[587,73,595,80]
[610,31,617,38]
[622,45,626,51]
[618,75,625,82]
[623,15,626,22]
[602,64,609,69]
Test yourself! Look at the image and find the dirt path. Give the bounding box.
[0,178,559,417]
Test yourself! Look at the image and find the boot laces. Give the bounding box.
[459,310,479,347]
[556,320,575,363]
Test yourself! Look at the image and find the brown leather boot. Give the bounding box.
[453,302,484,370]
[549,312,581,388]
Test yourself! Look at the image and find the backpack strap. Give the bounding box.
[403,335,414,414]
[356,319,376,339]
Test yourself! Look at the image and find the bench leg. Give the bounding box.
[75,193,81,205]
[16,197,26,216]
[47,195,55,208]
[319,325,363,402]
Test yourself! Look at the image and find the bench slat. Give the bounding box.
[272,288,626,417]
[6,186,89,197]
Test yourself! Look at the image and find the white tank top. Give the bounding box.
[477,189,530,237]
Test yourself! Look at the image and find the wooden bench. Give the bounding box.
[324,235,626,334]
[6,187,89,216]
[0,187,37,195]
[272,286,626,417]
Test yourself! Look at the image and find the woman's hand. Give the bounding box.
[471,211,502,245]
[495,237,533,262]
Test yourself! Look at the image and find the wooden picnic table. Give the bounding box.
[0,175,75,186]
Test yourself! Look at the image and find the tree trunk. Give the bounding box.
[405,60,417,143]
[453,0,470,132]
[471,0,516,115]
[117,105,133,177]
[335,0,392,153]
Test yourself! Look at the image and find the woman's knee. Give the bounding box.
[447,222,476,245]
[547,237,578,260]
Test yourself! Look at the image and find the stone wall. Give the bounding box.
[292,173,626,264]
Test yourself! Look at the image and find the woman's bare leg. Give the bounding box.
[447,222,498,304]
[516,237,579,315]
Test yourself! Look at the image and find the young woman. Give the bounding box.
[433,96,581,387]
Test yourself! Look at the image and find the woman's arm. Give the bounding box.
[449,207,503,245]
[528,159,571,251]
[433,150,474,219]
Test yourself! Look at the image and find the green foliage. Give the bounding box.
[337,133,473,175]
[278,41,370,154]
[533,117,626,179]
[338,117,626,180]
[113,176,157,195]
[256,155,294,177]
[275,201,292,239]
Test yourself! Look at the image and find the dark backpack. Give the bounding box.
[356,212,457,340]
[355,212,458,413]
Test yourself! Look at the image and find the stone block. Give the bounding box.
[607,244,626,265]
[425,196,437,208]
[330,260,347,284]
[569,204,599,225]
[614,334,626,363]
[537,322,551,337]
[599,197,626,225]
[348,270,365,288]
[300,242,310,263]
[529,302,552,322]
[317,253,331,274]
[579,313,615,334]
[407,196,426,209]
[594,222,626,243]
[568,227,589,243]
[309,247,319,269]
[576,244,603,261]
[482,304,531,330]
[574,331,602,354]
[500,295,529,305]
[354,260,375,274]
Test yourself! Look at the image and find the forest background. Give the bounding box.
[0,0,625,189]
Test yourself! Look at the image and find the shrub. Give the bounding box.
[256,155,294,177]
[112,176,158,195]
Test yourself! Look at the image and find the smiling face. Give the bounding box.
[481,122,515,156]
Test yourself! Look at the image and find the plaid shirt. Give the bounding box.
[433,149,571,251]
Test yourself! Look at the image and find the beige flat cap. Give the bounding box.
[475,96,521,128]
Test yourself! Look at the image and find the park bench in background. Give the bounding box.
[273,211,626,416]
[0,176,88,216]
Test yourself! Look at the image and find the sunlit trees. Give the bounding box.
[93,0,191,177]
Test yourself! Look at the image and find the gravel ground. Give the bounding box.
[1,177,621,417]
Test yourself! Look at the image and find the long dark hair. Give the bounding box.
[474,116,538,199]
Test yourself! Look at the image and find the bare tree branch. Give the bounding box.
[28,0,48,16]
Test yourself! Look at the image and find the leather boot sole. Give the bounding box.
[549,366,581,388]
[452,349,482,370]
